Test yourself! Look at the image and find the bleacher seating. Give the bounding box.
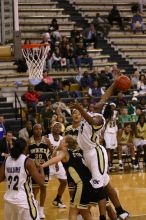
[69,0,146,71]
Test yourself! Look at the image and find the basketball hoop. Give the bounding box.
[21,43,50,79]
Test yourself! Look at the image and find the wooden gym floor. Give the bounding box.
[0,170,146,220]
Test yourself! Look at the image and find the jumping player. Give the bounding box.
[48,122,67,208]
[28,124,53,219]
[0,138,45,220]
[70,81,129,219]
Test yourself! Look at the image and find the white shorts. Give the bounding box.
[104,132,117,149]
[49,161,67,180]
[4,201,40,220]
[133,138,146,147]
[83,145,109,188]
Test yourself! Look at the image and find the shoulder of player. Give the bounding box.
[65,125,73,131]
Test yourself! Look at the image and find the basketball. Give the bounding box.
[115,75,131,92]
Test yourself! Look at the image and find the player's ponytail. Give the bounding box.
[10,138,27,160]
[103,104,113,120]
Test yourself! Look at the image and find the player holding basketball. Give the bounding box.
[70,80,129,219]
[28,124,53,219]
[0,138,45,220]
[48,122,67,208]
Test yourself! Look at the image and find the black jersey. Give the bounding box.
[64,125,79,138]
[63,149,92,185]
[29,136,49,164]
[29,136,50,180]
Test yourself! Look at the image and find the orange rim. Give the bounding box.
[22,43,49,49]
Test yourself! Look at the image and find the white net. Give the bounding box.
[22,44,50,79]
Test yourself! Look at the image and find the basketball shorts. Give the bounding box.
[70,181,106,209]
[83,145,109,188]
[133,138,146,147]
[32,167,49,186]
[104,132,117,149]
[49,162,67,180]
[4,201,39,220]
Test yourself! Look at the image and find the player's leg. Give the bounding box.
[127,143,138,169]
[79,208,92,220]
[105,181,129,219]
[4,202,17,220]
[83,148,104,189]
[69,206,81,220]
[118,145,124,170]
[106,200,117,220]
[53,178,67,208]
[143,144,146,166]
[18,206,40,220]
[32,186,40,200]
[39,185,47,218]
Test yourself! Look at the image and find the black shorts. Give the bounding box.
[70,181,106,209]
[32,167,49,186]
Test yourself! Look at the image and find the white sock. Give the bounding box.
[119,160,122,164]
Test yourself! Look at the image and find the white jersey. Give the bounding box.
[48,133,63,150]
[77,112,105,151]
[48,133,66,180]
[4,154,37,212]
[104,117,118,133]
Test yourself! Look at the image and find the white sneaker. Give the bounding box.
[119,163,124,171]
[52,200,66,208]
[77,214,83,220]
[118,211,129,219]
[39,207,45,219]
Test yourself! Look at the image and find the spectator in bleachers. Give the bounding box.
[41,32,53,72]
[132,10,144,33]
[88,79,105,98]
[75,41,93,70]
[49,18,61,43]
[80,71,92,90]
[134,114,146,166]
[70,24,83,48]
[88,103,95,113]
[19,121,33,142]
[52,47,62,71]
[131,70,140,89]
[0,116,6,140]
[81,96,89,111]
[35,70,55,92]
[22,85,40,121]
[115,92,127,108]
[139,97,146,108]
[83,23,98,49]
[92,13,110,36]
[0,131,15,165]
[108,5,124,30]
[128,97,138,115]
[40,101,54,134]
[139,0,146,13]
[61,43,77,71]
[98,70,112,87]
[118,106,131,127]
[137,74,146,95]
[117,123,138,170]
